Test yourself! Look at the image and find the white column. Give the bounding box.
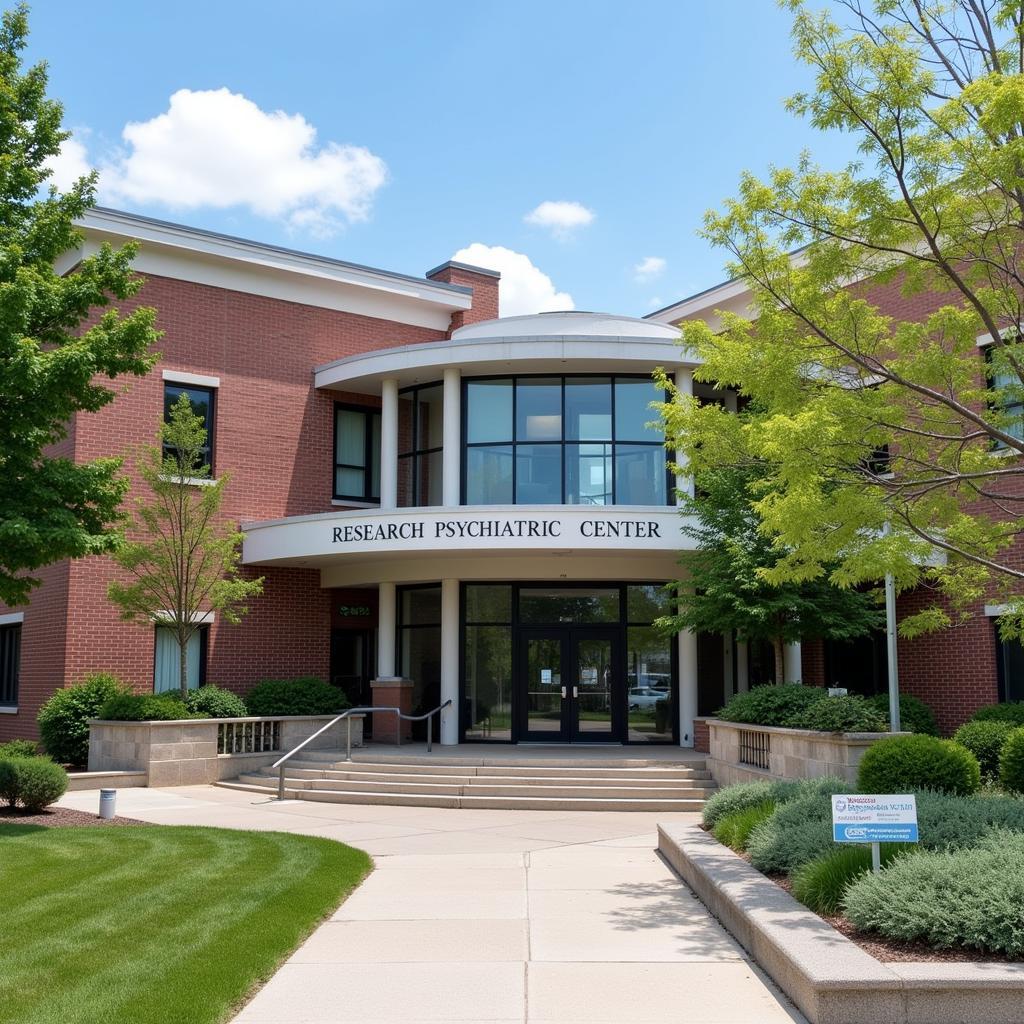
[678,628,698,747]
[784,641,802,683]
[380,378,399,510]
[673,368,694,504]
[722,632,734,706]
[377,581,396,678]
[440,578,459,744]
[736,641,750,693]
[442,367,461,507]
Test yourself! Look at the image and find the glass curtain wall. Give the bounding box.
[397,585,441,737]
[398,384,443,507]
[463,585,513,740]
[463,376,669,506]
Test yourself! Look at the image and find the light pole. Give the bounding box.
[883,522,901,732]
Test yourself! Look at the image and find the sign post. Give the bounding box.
[831,794,918,872]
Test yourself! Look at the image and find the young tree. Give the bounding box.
[0,5,159,605]
[667,0,1024,638]
[108,396,264,699]
[660,464,883,682]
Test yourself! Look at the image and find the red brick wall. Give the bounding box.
[426,264,500,334]
[800,639,826,687]
[693,718,710,754]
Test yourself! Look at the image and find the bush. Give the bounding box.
[857,734,981,796]
[952,720,1016,780]
[715,684,826,727]
[244,677,348,717]
[0,756,68,812]
[701,774,848,829]
[844,830,1024,956]
[999,728,1024,794]
[747,794,838,873]
[791,844,911,915]
[37,673,130,766]
[184,685,248,719]
[98,693,194,722]
[970,701,1024,727]
[866,693,939,736]
[0,739,39,758]
[915,789,1024,849]
[798,695,887,733]
[712,802,776,852]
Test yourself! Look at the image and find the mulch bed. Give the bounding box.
[0,806,146,828]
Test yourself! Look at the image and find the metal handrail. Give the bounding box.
[272,699,453,800]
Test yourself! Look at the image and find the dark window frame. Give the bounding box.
[398,383,443,508]
[0,622,21,707]
[333,402,382,503]
[152,623,209,693]
[460,373,674,506]
[163,382,216,475]
[984,339,1024,449]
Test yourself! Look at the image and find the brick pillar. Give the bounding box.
[370,677,413,742]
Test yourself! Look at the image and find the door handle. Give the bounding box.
[573,686,579,698]
[561,686,567,698]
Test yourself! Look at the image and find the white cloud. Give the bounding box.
[633,256,666,282]
[100,88,388,236]
[523,200,595,240]
[45,135,92,191]
[452,243,574,318]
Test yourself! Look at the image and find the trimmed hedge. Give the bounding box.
[952,720,1016,780]
[712,802,776,852]
[844,830,1024,956]
[866,693,939,736]
[798,695,886,732]
[37,673,129,765]
[244,677,348,717]
[0,757,68,812]
[999,728,1024,794]
[184,685,248,719]
[98,693,196,722]
[715,684,826,727]
[857,734,980,796]
[0,739,38,758]
[970,701,1024,727]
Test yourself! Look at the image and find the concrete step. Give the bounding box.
[348,752,708,770]
[218,779,708,812]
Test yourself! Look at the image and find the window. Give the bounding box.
[985,339,1024,447]
[163,383,215,472]
[398,385,442,507]
[334,404,381,502]
[154,625,208,693]
[0,623,20,707]
[996,625,1024,703]
[397,585,441,734]
[463,375,671,506]
[463,585,513,741]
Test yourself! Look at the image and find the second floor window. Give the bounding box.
[163,382,215,473]
[398,384,443,507]
[334,404,381,502]
[986,341,1024,447]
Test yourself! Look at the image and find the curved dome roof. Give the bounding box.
[451,311,680,344]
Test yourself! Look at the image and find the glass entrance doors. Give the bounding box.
[519,627,620,742]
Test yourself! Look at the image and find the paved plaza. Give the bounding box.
[58,786,804,1024]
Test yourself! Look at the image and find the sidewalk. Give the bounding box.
[58,787,804,1024]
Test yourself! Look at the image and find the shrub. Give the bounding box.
[0,756,68,812]
[244,677,348,717]
[98,693,194,722]
[999,728,1024,794]
[715,684,826,727]
[952,720,1016,780]
[970,701,1024,727]
[797,695,887,733]
[701,774,848,829]
[866,693,939,736]
[0,739,39,758]
[37,673,129,766]
[844,830,1024,956]
[747,794,837,873]
[712,802,776,852]
[791,844,911,915]
[857,734,980,796]
[915,789,1024,849]
[184,685,248,719]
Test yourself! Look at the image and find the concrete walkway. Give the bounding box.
[58,786,804,1024]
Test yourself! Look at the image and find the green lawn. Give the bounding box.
[0,824,372,1024]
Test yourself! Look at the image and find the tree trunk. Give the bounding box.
[772,636,785,685]
[179,635,189,702]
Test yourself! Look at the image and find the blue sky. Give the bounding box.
[27,1,858,317]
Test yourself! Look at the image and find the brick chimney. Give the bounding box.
[426,261,500,336]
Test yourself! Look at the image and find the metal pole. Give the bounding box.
[427,712,432,753]
[885,568,901,733]
[396,709,401,747]
[871,842,881,874]
[277,765,285,801]
[346,717,352,762]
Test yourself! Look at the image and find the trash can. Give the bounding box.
[99,789,116,820]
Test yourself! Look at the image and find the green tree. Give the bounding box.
[660,464,883,682]
[0,5,159,605]
[107,396,264,699]
[665,0,1024,638]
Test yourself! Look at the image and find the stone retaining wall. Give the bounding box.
[88,715,364,787]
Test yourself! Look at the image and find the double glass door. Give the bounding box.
[519,627,621,742]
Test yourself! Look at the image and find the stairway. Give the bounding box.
[218,750,716,811]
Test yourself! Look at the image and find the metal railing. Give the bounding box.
[218,719,281,755]
[738,728,771,771]
[270,699,453,800]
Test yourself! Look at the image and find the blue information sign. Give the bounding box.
[832,822,919,843]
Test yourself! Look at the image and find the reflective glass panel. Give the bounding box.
[516,378,562,440]
[565,378,611,440]
[397,393,416,456]
[615,445,667,505]
[614,379,663,441]
[401,585,441,626]
[397,454,414,507]
[565,443,612,506]
[519,588,620,624]
[464,625,512,740]
[416,385,444,450]
[515,445,562,504]
[626,625,673,742]
[626,584,672,624]
[370,414,381,496]
[466,379,513,442]
[164,384,213,468]
[525,635,562,734]
[575,636,614,736]
[416,450,443,506]
[466,446,513,504]
[335,466,364,496]
[465,584,512,624]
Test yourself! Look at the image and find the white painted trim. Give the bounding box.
[331,499,380,508]
[153,610,216,625]
[0,706,17,714]
[158,474,217,487]
[0,612,25,626]
[162,369,221,389]
[985,604,1012,617]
